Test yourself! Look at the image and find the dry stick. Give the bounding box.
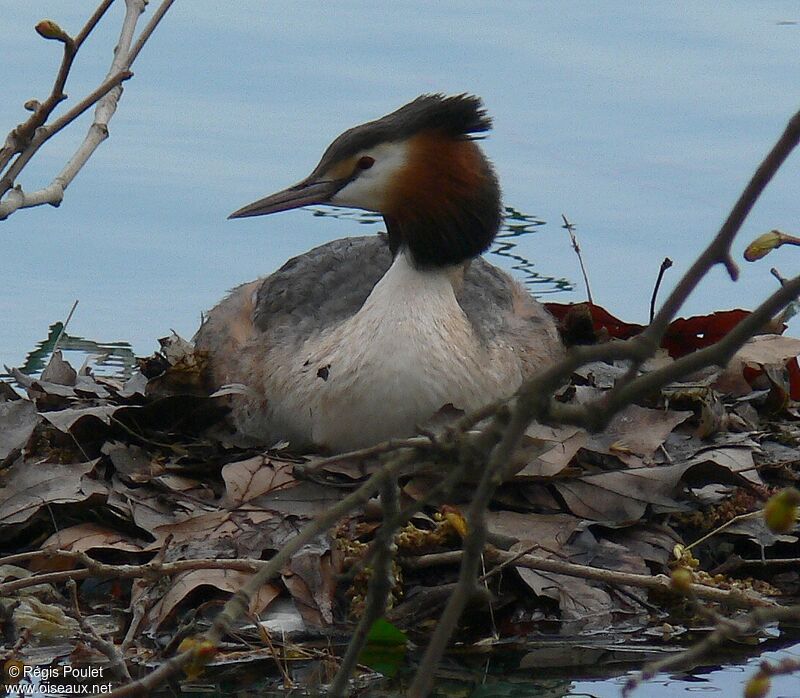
[649,257,673,323]
[408,406,517,697]
[101,450,419,698]
[296,435,432,475]
[0,0,114,173]
[685,510,762,552]
[622,604,800,697]
[644,109,800,347]
[329,478,400,696]
[547,272,800,433]
[771,267,787,285]
[0,0,174,218]
[65,580,133,682]
[337,463,468,589]
[52,299,79,355]
[562,214,594,305]
[0,553,269,596]
[405,547,774,610]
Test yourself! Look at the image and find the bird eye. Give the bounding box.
[357,156,375,170]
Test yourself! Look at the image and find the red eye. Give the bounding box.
[357,156,375,170]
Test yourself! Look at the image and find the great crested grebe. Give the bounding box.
[194,94,563,452]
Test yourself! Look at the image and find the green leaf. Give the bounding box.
[358,618,407,677]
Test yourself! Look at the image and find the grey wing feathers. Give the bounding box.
[253,235,393,343]
[195,232,560,372]
[461,257,563,367]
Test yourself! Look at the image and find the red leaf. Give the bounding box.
[661,310,752,358]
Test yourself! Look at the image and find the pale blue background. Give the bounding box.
[1,2,799,370]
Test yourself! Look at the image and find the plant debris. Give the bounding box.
[1,315,800,693]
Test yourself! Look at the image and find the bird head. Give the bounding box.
[230,94,502,267]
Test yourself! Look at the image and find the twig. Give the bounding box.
[65,580,133,681]
[0,0,175,219]
[295,435,432,476]
[685,510,762,552]
[329,478,400,695]
[52,300,79,355]
[623,604,800,696]
[105,451,425,698]
[409,406,515,697]
[546,271,800,432]
[649,257,673,323]
[643,109,800,346]
[562,214,594,305]
[404,546,774,610]
[771,267,787,286]
[0,1,114,172]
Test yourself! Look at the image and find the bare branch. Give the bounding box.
[649,257,673,322]
[0,0,175,219]
[405,546,775,610]
[623,604,800,696]
[329,478,400,696]
[644,109,800,344]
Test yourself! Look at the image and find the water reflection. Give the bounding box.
[3,322,136,380]
[4,207,571,382]
[309,204,574,294]
[496,206,573,294]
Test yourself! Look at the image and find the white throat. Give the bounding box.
[279,247,518,451]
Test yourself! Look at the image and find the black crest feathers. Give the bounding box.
[315,94,492,172]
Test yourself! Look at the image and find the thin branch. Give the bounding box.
[0,1,114,172]
[562,214,594,305]
[0,0,174,219]
[106,451,420,697]
[643,109,800,345]
[649,257,673,323]
[405,546,775,610]
[329,478,400,695]
[52,299,79,355]
[0,551,267,596]
[623,604,800,696]
[547,272,800,432]
[409,407,515,697]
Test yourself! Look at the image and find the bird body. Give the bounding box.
[195,95,563,452]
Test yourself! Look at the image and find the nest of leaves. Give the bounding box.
[1,307,799,691]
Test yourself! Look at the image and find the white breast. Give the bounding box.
[258,250,523,451]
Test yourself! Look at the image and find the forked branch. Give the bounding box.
[0,0,175,220]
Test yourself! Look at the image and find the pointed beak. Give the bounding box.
[228,178,344,219]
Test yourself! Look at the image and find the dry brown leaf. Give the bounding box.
[513,529,649,626]
[687,445,762,485]
[0,460,107,528]
[144,569,280,629]
[485,511,584,549]
[33,523,145,572]
[715,334,800,397]
[283,538,337,627]
[40,350,77,386]
[517,425,588,479]
[554,463,695,522]
[584,405,693,465]
[221,455,298,507]
[42,405,117,432]
[103,441,164,484]
[0,399,39,460]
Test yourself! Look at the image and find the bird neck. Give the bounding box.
[383,133,502,268]
[360,248,463,320]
